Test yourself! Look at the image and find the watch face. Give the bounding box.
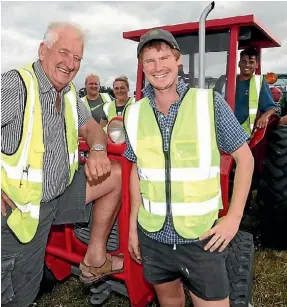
[92,144,106,151]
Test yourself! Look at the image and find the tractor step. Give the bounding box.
[90,281,111,305]
[71,265,128,305]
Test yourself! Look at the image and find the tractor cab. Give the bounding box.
[122,14,282,215]
[123,14,281,112]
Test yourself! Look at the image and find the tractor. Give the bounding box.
[40,2,287,307]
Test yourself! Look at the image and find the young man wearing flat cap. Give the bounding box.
[124,28,254,306]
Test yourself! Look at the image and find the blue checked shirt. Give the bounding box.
[123,79,249,245]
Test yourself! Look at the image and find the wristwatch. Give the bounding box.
[90,144,107,152]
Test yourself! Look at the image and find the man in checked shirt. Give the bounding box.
[124,29,254,306]
[1,22,123,307]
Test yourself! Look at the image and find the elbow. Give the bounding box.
[245,148,255,174]
[234,144,254,174]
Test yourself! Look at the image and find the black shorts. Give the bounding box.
[1,164,91,307]
[138,228,229,301]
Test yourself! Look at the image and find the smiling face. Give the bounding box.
[141,42,180,92]
[238,54,258,79]
[39,27,83,91]
[86,76,100,97]
[113,80,129,101]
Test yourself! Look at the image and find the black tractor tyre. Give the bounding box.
[37,264,58,297]
[227,231,254,307]
[257,125,287,249]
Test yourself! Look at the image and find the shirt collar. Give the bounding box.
[33,60,71,94]
[142,78,188,109]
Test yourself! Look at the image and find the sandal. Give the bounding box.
[79,253,124,285]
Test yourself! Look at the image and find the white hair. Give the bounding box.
[43,22,86,48]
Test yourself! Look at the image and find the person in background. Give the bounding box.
[100,76,134,128]
[81,74,111,124]
[234,47,277,134]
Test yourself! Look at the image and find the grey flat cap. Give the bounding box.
[137,28,180,58]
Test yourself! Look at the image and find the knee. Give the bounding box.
[159,297,185,307]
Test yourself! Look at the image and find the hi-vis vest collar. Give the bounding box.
[1,64,79,243]
[124,88,222,239]
[103,97,134,121]
[81,93,111,113]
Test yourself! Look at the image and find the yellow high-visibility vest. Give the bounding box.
[124,88,222,239]
[1,64,79,243]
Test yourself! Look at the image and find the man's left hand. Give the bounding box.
[199,214,242,252]
[255,113,270,129]
[85,151,111,181]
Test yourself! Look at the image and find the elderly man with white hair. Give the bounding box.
[1,22,123,306]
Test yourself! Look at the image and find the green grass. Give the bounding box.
[35,249,287,307]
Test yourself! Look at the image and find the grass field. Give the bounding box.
[36,248,287,307]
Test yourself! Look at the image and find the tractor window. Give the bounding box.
[176,30,230,96]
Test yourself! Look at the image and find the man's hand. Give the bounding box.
[128,228,142,264]
[255,113,270,129]
[199,214,242,252]
[279,115,287,126]
[1,190,16,216]
[85,151,111,181]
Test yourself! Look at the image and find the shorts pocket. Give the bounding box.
[197,251,229,299]
[1,256,16,305]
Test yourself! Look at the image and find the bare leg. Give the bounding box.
[190,291,229,307]
[153,279,185,307]
[82,160,123,275]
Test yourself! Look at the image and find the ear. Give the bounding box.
[39,42,49,61]
[177,54,182,66]
[139,61,145,74]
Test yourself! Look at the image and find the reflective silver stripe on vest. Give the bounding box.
[14,201,40,218]
[249,109,257,115]
[197,89,213,173]
[1,162,42,182]
[143,193,220,216]
[126,99,144,155]
[138,166,220,181]
[254,74,261,99]
[66,91,79,164]
[103,101,112,117]
[1,70,42,183]
[249,75,261,131]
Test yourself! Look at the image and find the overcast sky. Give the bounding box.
[1,1,287,93]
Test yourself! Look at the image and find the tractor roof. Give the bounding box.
[123,14,281,49]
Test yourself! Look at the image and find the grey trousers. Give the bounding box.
[1,165,92,307]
